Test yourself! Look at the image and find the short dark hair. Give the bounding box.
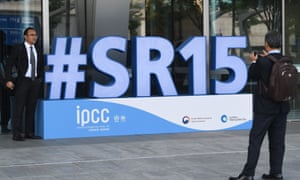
[23,27,36,35]
[265,31,281,48]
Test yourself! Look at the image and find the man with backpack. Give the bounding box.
[229,31,293,180]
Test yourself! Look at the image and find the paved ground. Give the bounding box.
[0,121,300,180]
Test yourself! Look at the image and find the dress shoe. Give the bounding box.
[12,134,25,141]
[262,173,283,180]
[229,175,254,180]
[25,133,41,139]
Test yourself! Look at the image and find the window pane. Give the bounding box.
[285,0,300,119]
[0,0,42,46]
[49,0,79,47]
[145,0,204,94]
[210,0,282,93]
[146,0,203,42]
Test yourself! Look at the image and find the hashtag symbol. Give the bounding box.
[45,37,86,99]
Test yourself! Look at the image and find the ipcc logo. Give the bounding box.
[76,106,110,127]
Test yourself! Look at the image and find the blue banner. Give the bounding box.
[36,94,253,139]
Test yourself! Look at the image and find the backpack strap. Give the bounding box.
[267,54,293,63]
[267,55,278,63]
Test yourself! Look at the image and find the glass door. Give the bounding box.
[285,0,300,120]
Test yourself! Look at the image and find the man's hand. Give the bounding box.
[259,50,268,57]
[249,52,258,63]
[6,81,15,90]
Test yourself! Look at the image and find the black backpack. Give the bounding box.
[259,55,298,101]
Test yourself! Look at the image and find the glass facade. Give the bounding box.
[48,0,205,96]
[209,0,281,90]
[210,0,281,55]
[0,0,42,48]
[1,0,300,118]
[285,0,300,119]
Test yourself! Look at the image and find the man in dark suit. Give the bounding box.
[229,31,289,180]
[5,27,44,141]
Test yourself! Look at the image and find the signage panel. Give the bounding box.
[36,94,252,139]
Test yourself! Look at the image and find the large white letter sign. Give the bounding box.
[210,36,247,94]
[89,36,129,97]
[45,37,86,99]
[177,37,207,95]
[132,37,177,96]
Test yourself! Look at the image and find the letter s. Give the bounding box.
[89,36,129,98]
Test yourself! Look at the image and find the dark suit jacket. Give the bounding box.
[5,43,44,82]
[248,53,290,114]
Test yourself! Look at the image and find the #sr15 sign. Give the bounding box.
[45,36,247,99]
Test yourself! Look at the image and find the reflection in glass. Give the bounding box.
[146,0,203,44]
[209,0,282,95]
[145,0,204,94]
[285,0,300,119]
[0,0,42,46]
[210,0,281,54]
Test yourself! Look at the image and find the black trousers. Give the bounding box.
[12,77,40,135]
[0,85,11,128]
[241,112,288,176]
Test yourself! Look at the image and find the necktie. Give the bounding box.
[30,46,35,80]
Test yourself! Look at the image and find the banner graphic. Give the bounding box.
[36,94,252,139]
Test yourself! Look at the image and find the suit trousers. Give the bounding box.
[241,112,288,176]
[12,77,40,135]
[0,85,11,127]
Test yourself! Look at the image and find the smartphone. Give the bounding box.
[254,51,263,56]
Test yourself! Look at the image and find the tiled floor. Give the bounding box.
[0,121,299,180]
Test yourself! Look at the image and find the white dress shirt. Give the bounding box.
[24,41,37,78]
